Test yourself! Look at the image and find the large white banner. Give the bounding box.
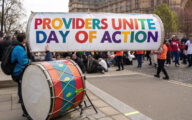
[27,12,164,52]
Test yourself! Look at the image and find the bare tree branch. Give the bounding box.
[0,0,26,33]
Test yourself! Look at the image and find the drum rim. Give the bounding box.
[21,63,55,120]
[37,63,55,120]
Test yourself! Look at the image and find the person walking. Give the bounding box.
[146,51,152,65]
[171,35,181,66]
[136,50,144,68]
[185,35,192,67]
[115,51,124,71]
[154,41,169,80]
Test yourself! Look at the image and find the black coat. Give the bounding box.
[87,59,100,73]
[74,57,86,73]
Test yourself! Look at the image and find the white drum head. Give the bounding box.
[22,64,51,120]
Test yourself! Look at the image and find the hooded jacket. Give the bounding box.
[11,41,29,77]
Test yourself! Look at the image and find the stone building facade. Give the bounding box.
[69,0,188,13]
[69,0,192,35]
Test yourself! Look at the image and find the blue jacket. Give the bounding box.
[11,45,29,76]
[44,51,53,61]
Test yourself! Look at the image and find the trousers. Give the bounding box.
[157,59,169,77]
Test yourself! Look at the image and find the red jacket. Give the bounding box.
[115,51,123,56]
[168,45,172,51]
[171,40,180,52]
[136,51,144,54]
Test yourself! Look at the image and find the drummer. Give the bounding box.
[11,33,30,118]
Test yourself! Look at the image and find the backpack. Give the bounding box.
[1,45,17,75]
[1,41,23,75]
[0,40,12,61]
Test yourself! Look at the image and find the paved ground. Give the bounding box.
[0,60,192,120]
[126,60,192,84]
[0,85,130,120]
[0,71,11,81]
[88,71,192,120]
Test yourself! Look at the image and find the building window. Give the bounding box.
[130,0,132,10]
[151,0,154,8]
[105,7,108,12]
[156,0,160,6]
[86,0,90,4]
[135,0,139,9]
[95,0,99,4]
[120,2,124,12]
[126,0,132,11]
[109,6,112,12]
[115,2,118,12]
[92,0,95,4]
[163,0,167,4]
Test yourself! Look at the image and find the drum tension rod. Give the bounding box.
[47,79,54,87]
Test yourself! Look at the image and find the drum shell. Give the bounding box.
[22,60,85,120]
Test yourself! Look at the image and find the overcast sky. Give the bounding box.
[23,0,69,19]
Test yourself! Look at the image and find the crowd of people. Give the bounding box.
[44,34,192,76]
[1,32,191,77]
[43,50,135,74]
[0,31,192,119]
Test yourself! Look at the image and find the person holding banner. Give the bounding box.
[44,45,53,61]
[154,40,169,80]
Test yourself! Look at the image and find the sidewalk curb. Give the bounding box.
[0,80,17,88]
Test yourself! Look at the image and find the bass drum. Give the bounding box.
[22,60,85,120]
